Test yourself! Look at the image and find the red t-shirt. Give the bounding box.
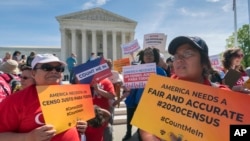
[171,74,230,90]
[85,123,107,141]
[92,78,115,111]
[0,85,80,141]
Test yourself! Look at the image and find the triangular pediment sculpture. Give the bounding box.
[56,7,136,24]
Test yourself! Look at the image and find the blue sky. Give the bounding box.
[0,0,248,56]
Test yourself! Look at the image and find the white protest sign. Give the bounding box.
[121,39,140,55]
[143,33,167,52]
[209,54,222,70]
[122,63,156,89]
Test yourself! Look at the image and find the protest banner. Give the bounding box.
[37,84,95,134]
[74,57,112,84]
[113,58,130,73]
[122,63,156,89]
[209,54,223,70]
[131,74,250,141]
[121,39,140,55]
[143,33,167,52]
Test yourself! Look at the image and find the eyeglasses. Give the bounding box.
[20,76,30,80]
[235,54,244,58]
[173,49,196,61]
[35,64,65,72]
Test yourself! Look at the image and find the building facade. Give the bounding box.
[56,7,137,64]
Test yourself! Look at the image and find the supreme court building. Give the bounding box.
[56,7,137,63]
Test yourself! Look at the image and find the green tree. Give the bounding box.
[226,24,250,67]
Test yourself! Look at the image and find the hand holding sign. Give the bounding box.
[37,84,95,134]
[131,74,250,141]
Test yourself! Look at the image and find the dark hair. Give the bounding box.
[199,50,212,78]
[20,65,32,71]
[21,55,26,59]
[209,69,222,84]
[166,57,173,63]
[87,105,105,128]
[137,47,160,64]
[222,48,242,70]
[30,51,36,56]
[13,51,21,56]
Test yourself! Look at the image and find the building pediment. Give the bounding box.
[56,7,137,24]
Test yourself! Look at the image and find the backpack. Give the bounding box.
[0,73,21,97]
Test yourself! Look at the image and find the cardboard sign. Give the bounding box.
[209,54,223,70]
[143,33,167,52]
[131,74,250,141]
[122,63,156,89]
[121,39,140,55]
[74,57,112,84]
[223,69,241,88]
[113,58,130,73]
[37,84,95,134]
[244,78,250,89]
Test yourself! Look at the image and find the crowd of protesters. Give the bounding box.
[0,35,250,141]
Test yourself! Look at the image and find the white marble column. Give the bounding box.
[71,29,77,54]
[121,32,126,58]
[60,28,67,61]
[122,32,126,45]
[130,31,135,41]
[112,31,117,60]
[81,29,87,62]
[102,30,107,58]
[92,30,97,54]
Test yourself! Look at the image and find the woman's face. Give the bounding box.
[32,62,64,85]
[231,50,244,66]
[143,48,155,63]
[21,70,35,89]
[173,43,204,83]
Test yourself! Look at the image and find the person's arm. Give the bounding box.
[100,107,111,123]
[0,125,56,141]
[231,85,250,94]
[93,84,115,99]
[112,90,131,106]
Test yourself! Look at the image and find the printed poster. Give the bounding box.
[143,33,167,52]
[74,57,112,84]
[122,63,156,89]
[121,39,140,55]
[209,54,223,70]
[131,74,250,141]
[37,84,95,134]
[113,58,130,73]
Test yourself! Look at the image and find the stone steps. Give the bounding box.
[113,101,127,125]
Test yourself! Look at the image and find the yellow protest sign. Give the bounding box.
[37,84,95,134]
[131,74,250,141]
[244,78,250,89]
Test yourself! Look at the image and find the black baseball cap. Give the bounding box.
[168,36,209,56]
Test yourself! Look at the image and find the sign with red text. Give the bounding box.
[121,39,140,55]
[143,33,167,52]
[74,57,112,84]
[122,63,156,89]
[131,74,250,141]
[37,84,95,134]
[209,54,222,70]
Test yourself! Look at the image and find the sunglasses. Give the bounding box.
[35,64,65,72]
[235,54,244,58]
[20,76,30,80]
